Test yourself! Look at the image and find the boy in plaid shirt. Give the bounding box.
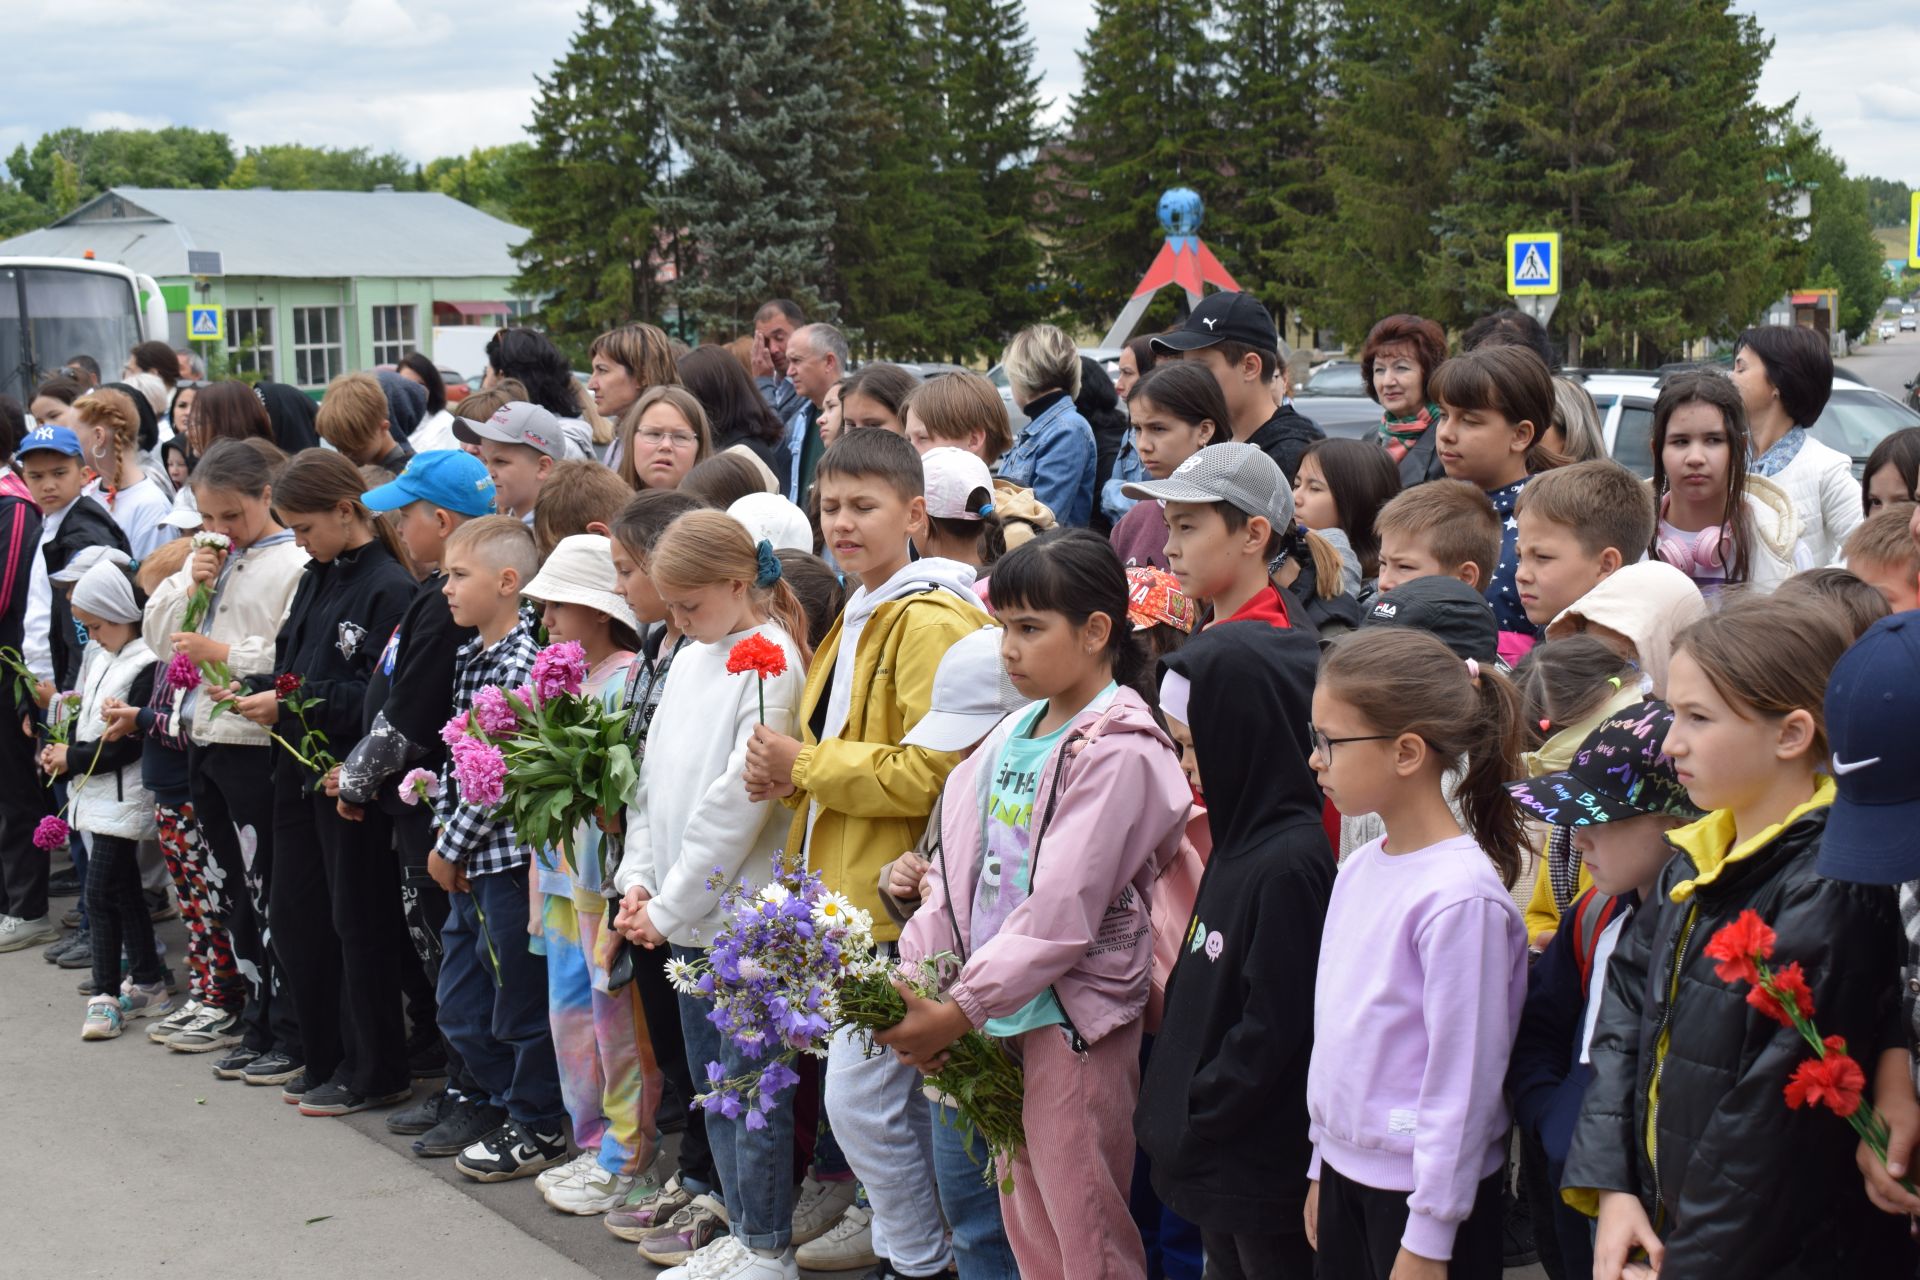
[429,516,566,1181]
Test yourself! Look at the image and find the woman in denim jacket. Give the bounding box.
[996,325,1099,528]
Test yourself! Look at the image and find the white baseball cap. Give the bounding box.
[728,492,814,553]
[902,626,1031,751]
[921,447,996,522]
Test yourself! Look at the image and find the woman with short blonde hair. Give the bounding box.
[995,325,1098,526]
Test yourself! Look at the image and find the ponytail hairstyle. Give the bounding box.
[647,510,813,667]
[1670,590,1849,762]
[271,448,408,569]
[1297,437,1403,579]
[1649,370,1758,586]
[193,436,276,501]
[988,527,1148,701]
[1511,634,1638,749]
[1320,628,1529,885]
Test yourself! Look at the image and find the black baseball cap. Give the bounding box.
[1507,701,1704,827]
[1817,613,1920,883]
[1360,575,1499,666]
[1150,291,1279,355]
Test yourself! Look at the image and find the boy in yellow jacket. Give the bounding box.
[747,429,988,1278]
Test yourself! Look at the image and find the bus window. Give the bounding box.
[23,266,143,394]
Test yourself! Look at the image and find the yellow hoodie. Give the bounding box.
[1520,681,1643,943]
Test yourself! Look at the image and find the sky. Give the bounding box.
[4,0,1917,191]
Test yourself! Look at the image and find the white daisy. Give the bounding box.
[811,890,856,930]
[664,956,704,996]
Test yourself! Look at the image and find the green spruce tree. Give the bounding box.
[662,0,849,337]
[1796,133,1891,340]
[511,0,671,355]
[1433,0,1794,365]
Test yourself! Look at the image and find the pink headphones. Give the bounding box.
[1654,494,1730,573]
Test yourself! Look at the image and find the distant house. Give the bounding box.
[0,186,531,386]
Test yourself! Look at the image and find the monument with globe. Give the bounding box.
[1100,186,1245,348]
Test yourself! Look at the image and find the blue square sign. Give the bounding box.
[1506,233,1559,296]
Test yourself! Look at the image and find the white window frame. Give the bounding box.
[291,305,344,387]
[225,306,275,380]
[371,303,417,366]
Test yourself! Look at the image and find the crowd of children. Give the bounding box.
[4,315,1920,1280]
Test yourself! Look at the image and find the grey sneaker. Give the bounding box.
[55,929,93,968]
[791,1174,858,1245]
[635,1194,730,1265]
[0,914,57,953]
[166,1007,244,1054]
[149,999,203,1043]
[42,929,82,963]
[605,1172,691,1242]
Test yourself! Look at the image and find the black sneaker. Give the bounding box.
[299,1080,412,1116]
[56,930,93,969]
[408,1041,448,1080]
[239,1050,304,1086]
[1502,1186,1538,1268]
[388,1085,459,1136]
[47,869,82,897]
[453,1117,566,1182]
[414,1098,506,1158]
[212,1045,262,1079]
[280,1069,322,1105]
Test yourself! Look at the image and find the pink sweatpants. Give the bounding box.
[999,1017,1147,1280]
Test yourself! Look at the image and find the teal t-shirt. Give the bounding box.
[971,693,1106,1038]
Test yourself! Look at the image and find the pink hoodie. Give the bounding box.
[900,685,1192,1045]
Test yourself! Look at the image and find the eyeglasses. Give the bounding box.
[1308,723,1395,761]
[636,429,699,449]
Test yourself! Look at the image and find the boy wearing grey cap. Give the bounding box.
[1123,442,1296,630]
[454,401,567,523]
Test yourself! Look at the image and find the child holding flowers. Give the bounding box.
[142,439,308,1084]
[883,529,1193,1280]
[1564,593,1913,1278]
[610,510,808,1280]
[519,533,661,1216]
[223,451,416,1115]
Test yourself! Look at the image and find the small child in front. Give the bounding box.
[885,529,1192,1280]
[1305,628,1531,1278]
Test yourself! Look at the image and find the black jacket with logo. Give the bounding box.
[1133,622,1333,1232]
[1564,800,1912,1278]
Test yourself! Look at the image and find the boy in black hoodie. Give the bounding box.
[1134,620,1333,1279]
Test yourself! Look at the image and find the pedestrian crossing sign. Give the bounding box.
[188,305,223,342]
[1506,233,1560,296]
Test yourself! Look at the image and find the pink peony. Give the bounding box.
[164,651,201,692]
[439,712,469,748]
[470,685,519,738]
[450,737,508,809]
[32,815,69,852]
[512,682,541,712]
[531,641,587,700]
[398,767,442,806]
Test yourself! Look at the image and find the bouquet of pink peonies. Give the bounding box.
[441,641,637,885]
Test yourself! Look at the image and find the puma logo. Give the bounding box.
[1201,317,1218,330]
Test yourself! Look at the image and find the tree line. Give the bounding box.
[1,0,1899,367]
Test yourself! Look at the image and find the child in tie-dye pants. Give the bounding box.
[523,536,663,1216]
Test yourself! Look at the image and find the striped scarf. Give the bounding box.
[1378,404,1439,462]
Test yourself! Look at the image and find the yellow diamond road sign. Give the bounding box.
[1506,232,1560,296]
[188,305,223,342]
[1909,193,1919,269]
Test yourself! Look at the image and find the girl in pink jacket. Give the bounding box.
[879,529,1192,1280]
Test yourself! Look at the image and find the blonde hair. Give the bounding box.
[445,513,539,584]
[618,385,715,490]
[138,536,193,593]
[72,388,140,461]
[532,459,634,558]
[1673,590,1850,760]
[316,372,390,457]
[648,510,812,666]
[1000,324,1082,402]
[903,371,1013,464]
[1842,503,1920,577]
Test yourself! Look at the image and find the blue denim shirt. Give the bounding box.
[998,392,1098,528]
[1100,439,1149,526]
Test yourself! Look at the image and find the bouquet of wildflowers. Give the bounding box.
[441,640,636,885]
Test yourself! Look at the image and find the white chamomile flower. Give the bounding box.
[664,957,703,996]
[758,882,792,907]
[191,531,232,551]
[811,890,856,930]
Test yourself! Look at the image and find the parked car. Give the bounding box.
[1903,317,1918,332]
[1300,360,1367,397]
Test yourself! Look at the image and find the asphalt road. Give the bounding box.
[1839,327,1920,401]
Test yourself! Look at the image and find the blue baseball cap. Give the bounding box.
[1816,612,1920,884]
[364,449,496,518]
[17,424,83,459]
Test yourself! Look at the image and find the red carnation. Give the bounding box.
[1704,909,1776,987]
[726,634,789,680]
[1784,1038,1865,1117]
[1748,960,1816,1027]
[274,673,302,699]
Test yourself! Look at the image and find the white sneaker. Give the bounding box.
[535,1149,596,1191]
[659,1235,747,1280]
[705,1240,800,1280]
[0,914,57,952]
[795,1204,878,1271]
[791,1174,858,1245]
[543,1165,637,1215]
[149,998,203,1042]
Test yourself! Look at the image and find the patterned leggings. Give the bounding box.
[155,802,242,1010]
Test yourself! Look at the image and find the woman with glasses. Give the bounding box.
[616,386,713,492]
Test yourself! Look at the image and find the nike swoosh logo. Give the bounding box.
[1831,756,1882,776]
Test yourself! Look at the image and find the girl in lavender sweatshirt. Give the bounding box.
[1304,628,1530,1280]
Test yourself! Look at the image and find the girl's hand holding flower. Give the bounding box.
[235,690,279,726]
[872,979,971,1072]
[189,545,223,585]
[39,743,68,776]
[169,632,230,665]
[100,703,140,741]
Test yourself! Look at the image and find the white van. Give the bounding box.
[0,256,169,402]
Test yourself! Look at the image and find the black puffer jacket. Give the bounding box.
[1563,794,1912,1279]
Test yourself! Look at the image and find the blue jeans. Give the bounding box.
[437,865,562,1127]
[673,943,795,1250]
[930,1100,1019,1280]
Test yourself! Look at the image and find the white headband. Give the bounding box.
[1159,669,1192,726]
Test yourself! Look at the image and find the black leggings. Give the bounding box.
[84,832,165,997]
[1314,1164,1504,1280]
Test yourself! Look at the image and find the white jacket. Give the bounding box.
[70,639,158,840]
[1739,473,1803,592]
[612,621,806,947]
[142,532,309,747]
[1766,433,1860,567]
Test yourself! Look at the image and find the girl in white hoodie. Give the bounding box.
[1649,371,1801,598]
[611,510,809,1280]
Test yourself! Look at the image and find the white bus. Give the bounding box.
[0,256,170,403]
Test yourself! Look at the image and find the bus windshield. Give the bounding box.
[0,263,145,403]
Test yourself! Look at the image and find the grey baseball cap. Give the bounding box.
[1122,442,1293,531]
[453,400,567,460]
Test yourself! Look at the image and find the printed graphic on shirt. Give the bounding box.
[337,620,368,660]
[1204,929,1224,961]
[1388,1108,1418,1136]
